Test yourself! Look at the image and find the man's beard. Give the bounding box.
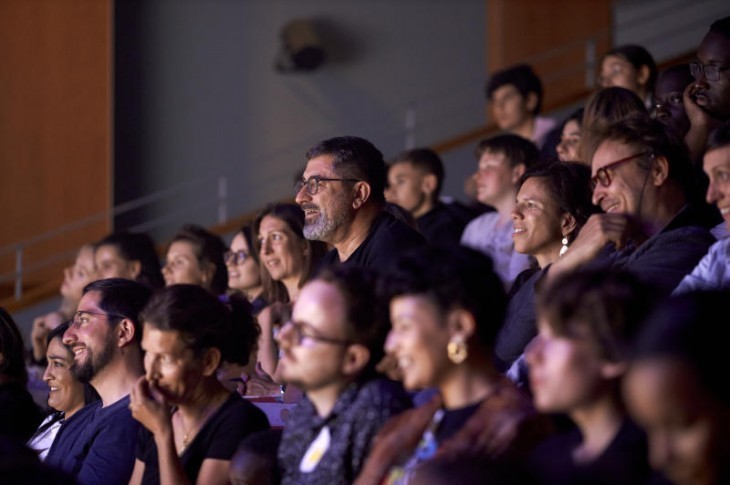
[72,335,116,384]
[302,201,352,242]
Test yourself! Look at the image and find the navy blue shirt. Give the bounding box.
[46,396,139,485]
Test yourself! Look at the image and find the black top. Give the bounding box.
[528,418,651,485]
[434,401,481,444]
[318,211,425,272]
[0,382,42,443]
[136,393,269,485]
[416,202,474,247]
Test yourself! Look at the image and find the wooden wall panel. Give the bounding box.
[0,0,111,297]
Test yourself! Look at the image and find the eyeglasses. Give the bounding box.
[282,320,352,346]
[690,61,730,83]
[71,310,125,328]
[591,152,648,190]
[224,250,249,265]
[294,176,360,196]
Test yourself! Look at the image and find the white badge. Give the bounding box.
[299,425,332,473]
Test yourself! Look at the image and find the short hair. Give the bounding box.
[474,133,541,170]
[517,162,599,244]
[391,148,445,198]
[631,290,730,405]
[305,136,387,205]
[597,113,699,200]
[709,15,730,38]
[538,269,658,363]
[170,224,228,295]
[253,203,327,303]
[95,231,164,290]
[316,266,389,377]
[707,120,730,153]
[0,308,28,385]
[486,64,544,115]
[603,44,658,94]
[140,284,259,366]
[383,246,507,352]
[82,278,153,344]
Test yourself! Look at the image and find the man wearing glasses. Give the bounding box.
[685,16,730,162]
[45,278,152,485]
[295,136,424,271]
[547,113,716,296]
[275,266,411,484]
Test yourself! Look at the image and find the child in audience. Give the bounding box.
[95,231,164,289]
[162,224,228,296]
[653,64,693,139]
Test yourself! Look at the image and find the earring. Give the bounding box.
[447,337,468,364]
[559,236,569,257]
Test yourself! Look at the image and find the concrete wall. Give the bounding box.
[114,0,488,239]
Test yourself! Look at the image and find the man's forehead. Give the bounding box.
[295,280,346,331]
[303,154,337,178]
[698,31,730,64]
[78,290,102,312]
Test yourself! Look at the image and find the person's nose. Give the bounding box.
[42,363,53,383]
[706,179,721,205]
[295,184,311,205]
[62,325,77,346]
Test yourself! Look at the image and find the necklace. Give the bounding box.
[176,397,223,454]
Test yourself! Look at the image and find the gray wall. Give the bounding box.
[114,0,488,239]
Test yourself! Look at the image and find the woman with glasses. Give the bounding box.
[253,203,328,383]
[28,322,99,460]
[496,162,598,377]
[129,284,269,485]
[225,225,265,313]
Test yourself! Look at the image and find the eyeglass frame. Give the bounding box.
[294,175,360,196]
[591,151,650,190]
[281,320,352,346]
[70,310,126,328]
[690,61,730,83]
[224,249,250,265]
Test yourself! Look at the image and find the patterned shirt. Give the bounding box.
[278,377,411,484]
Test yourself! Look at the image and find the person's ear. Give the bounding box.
[651,155,670,187]
[636,65,650,87]
[446,308,476,343]
[525,92,538,114]
[600,360,627,380]
[128,260,142,280]
[341,344,370,377]
[201,347,222,377]
[117,318,136,347]
[352,182,372,210]
[421,174,438,198]
[201,262,216,289]
[561,213,577,239]
[511,163,526,184]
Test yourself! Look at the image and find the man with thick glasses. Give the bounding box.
[295,136,424,271]
[45,278,152,485]
[547,114,716,296]
[684,16,730,162]
[275,266,411,484]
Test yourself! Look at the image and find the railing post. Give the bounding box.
[15,245,23,300]
[218,176,228,224]
[405,104,416,149]
[585,37,597,89]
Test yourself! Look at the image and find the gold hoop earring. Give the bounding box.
[559,236,569,257]
[447,338,468,364]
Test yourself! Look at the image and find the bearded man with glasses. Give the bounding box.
[295,136,424,272]
[546,113,717,296]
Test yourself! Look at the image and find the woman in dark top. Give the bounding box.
[526,269,657,484]
[128,285,269,485]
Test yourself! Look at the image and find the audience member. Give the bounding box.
[356,246,548,484]
[44,278,151,484]
[30,244,96,365]
[386,148,473,246]
[460,134,541,287]
[674,121,730,293]
[580,86,648,163]
[94,231,164,290]
[296,136,425,270]
[28,322,98,460]
[526,269,657,484]
[276,266,411,484]
[229,429,282,485]
[653,63,693,138]
[162,224,228,296]
[225,224,266,313]
[685,16,730,162]
[0,308,42,443]
[497,163,598,372]
[598,44,657,109]
[486,64,557,148]
[625,290,730,485]
[555,108,584,162]
[129,284,269,484]
[548,113,717,295]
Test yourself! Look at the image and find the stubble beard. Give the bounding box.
[72,335,117,384]
[303,202,351,242]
